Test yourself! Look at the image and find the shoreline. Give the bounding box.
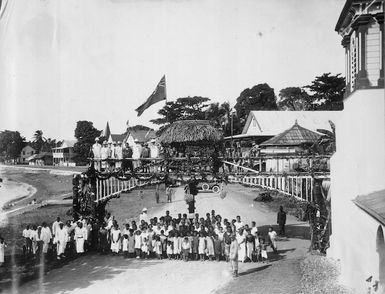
[0,169,38,226]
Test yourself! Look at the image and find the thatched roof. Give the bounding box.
[159,120,223,145]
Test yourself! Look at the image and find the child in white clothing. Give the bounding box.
[122,234,129,258]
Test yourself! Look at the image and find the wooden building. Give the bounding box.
[19,145,36,164]
[52,140,76,167]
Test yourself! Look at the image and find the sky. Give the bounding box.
[0,0,346,141]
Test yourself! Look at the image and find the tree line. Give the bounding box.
[152,73,345,135]
[0,130,61,162]
[0,72,344,163]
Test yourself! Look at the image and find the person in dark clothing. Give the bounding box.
[122,144,133,172]
[277,206,287,236]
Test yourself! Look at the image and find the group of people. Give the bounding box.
[16,207,286,278]
[91,137,154,172]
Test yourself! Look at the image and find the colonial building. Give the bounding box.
[224,110,339,158]
[330,1,384,293]
[19,145,35,164]
[52,140,76,167]
[258,122,322,173]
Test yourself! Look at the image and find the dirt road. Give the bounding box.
[14,184,309,294]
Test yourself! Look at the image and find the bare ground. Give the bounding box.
[11,183,310,294]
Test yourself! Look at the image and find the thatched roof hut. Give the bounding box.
[159,120,223,145]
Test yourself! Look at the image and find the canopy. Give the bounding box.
[159,120,223,145]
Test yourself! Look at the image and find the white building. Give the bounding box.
[52,140,76,166]
[329,1,384,293]
[19,145,35,164]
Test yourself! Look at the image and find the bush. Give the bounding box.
[254,191,273,202]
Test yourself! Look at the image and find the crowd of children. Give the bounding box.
[100,209,279,266]
[13,209,279,277]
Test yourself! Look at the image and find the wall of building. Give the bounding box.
[329,88,385,292]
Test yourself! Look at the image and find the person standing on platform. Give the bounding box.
[92,137,102,170]
[277,205,287,236]
[122,143,133,172]
[101,141,109,171]
[115,141,123,169]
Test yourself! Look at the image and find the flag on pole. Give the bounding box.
[136,75,166,117]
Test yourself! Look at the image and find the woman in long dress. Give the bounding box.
[110,224,121,254]
[236,228,246,262]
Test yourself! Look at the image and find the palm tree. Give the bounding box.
[32,130,46,153]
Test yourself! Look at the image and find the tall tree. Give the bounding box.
[278,87,313,110]
[73,121,101,165]
[0,130,25,160]
[304,73,345,110]
[151,96,210,132]
[32,130,46,153]
[234,83,278,131]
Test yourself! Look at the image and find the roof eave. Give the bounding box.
[335,0,354,32]
[353,198,385,226]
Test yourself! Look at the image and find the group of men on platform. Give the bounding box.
[91,137,151,171]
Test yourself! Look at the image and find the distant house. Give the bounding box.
[257,122,322,172]
[52,140,76,167]
[27,152,53,166]
[108,133,127,145]
[101,121,159,158]
[19,145,36,164]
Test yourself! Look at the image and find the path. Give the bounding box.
[14,184,309,294]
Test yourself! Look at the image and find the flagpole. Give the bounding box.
[164,74,167,102]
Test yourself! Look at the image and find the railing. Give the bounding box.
[223,160,329,202]
[228,174,314,202]
[94,176,162,203]
[90,156,330,203]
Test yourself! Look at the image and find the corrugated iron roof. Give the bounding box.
[353,189,385,226]
[260,122,320,146]
[128,129,156,143]
[242,111,340,136]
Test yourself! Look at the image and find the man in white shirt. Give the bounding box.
[250,221,258,236]
[234,216,244,231]
[139,208,149,224]
[75,222,87,254]
[52,216,61,238]
[92,137,102,170]
[41,222,52,254]
[56,222,68,259]
[115,141,123,169]
[101,141,110,170]
[22,225,32,255]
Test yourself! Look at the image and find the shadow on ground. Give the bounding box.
[2,254,162,294]
[258,223,310,240]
